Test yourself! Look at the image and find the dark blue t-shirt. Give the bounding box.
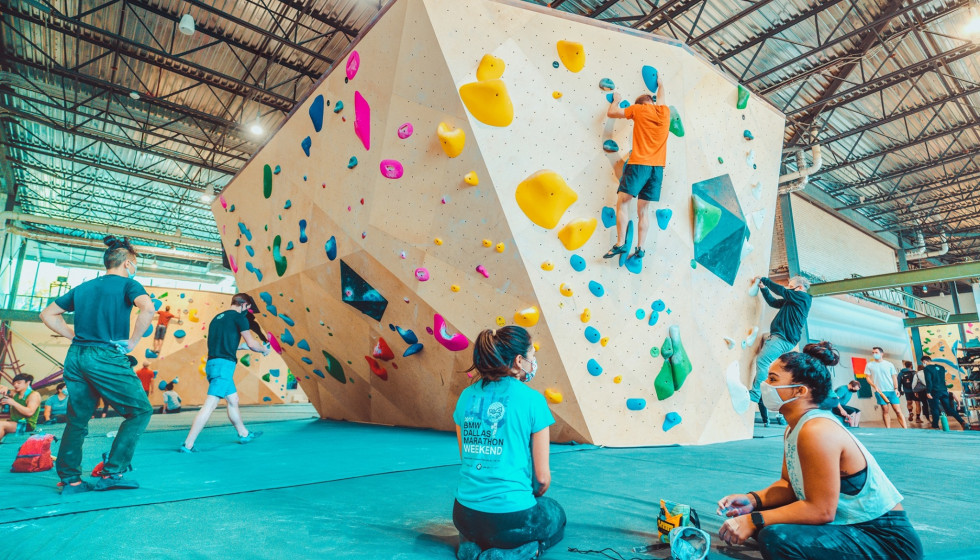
[207,309,250,362]
[55,275,148,348]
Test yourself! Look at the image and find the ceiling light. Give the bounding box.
[178,13,196,36]
[129,91,140,100]
[249,119,263,135]
[966,0,980,35]
[199,193,213,203]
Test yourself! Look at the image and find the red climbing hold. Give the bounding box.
[372,337,395,361]
[364,356,388,380]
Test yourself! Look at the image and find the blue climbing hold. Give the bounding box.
[263,396,271,402]
[144,348,158,359]
[601,207,617,228]
[309,94,325,132]
[585,326,600,343]
[652,300,666,312]
[403,343,424,357]
[619,100,630,108]
[284,200,292,209]
[270,369,280,377]
[606,93,615,103]
[158,380,167,390]
[663,412,682,431]
[570,254,586,272]
[391,324,419,345]
[281,314,295,327]
[587,359,603,376]
[602,139,619,153]
[173,329,186,339]
[333,100,344,113]
[599,78,615,90]
[348,156,358,169]
[313,369,325,379]
[298,339,310,351]
[301,357,313,365]
[642,65,658,92]
[246,245,255,257]
[627,398,647,411]
[301,136,312,157]
[588,281,605,297]
[324,236,337,260]
[647,311,659,326]
[267,304,278,316]
[656,208,672,230]
[259,292,272,306]
[273,165,281,174]
[299,219,308,243]
[625,254,643,275]
[237,222,252,241]
[281,329,295,346]
[143,324,153,338]
[152,298,162,310]
[635,309,645,320]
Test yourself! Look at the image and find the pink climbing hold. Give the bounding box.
[346,51,360,80]
[433,313,469,351]
[354,91,370,150]
[379,159,404,179]
[228,254,238,273]
[267,333,282,354]
[397,123,413,139]
[476,265,489,278]
[219,196,227,209]
[414,268,430,281]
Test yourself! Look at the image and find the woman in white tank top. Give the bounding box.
[715,341,923,560]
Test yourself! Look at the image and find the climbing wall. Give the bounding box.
[129,289,301,408]
[213,0,785,446]
[917,323,978,392]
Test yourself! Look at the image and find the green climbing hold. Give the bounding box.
[240,354,251,366]
[263,164,272,199]
[655,360,676,400]
[737,84,750,110]
[272,235,288,277]
[262,373,271,382]
[157,292,168,299]
[650,346,660,358]
[717,157,724,163]
[322,350,346,384]
[690,259,697,269]
[668,106,684,137]
[668,325,692,390]
[693,194,722,244]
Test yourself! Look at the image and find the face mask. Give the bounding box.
[127,261,137,279]
[760,382,804,412]
[519,356,537,383]
[872,353,882,360]
[61,388,68,396]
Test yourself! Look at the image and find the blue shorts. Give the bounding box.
[205,359,238,398]
[875,391,900,406]
[617,164,664,201]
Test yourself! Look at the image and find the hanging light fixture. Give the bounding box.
[965,0,980,35]
[249,116,264,135]
[178,13,196,36]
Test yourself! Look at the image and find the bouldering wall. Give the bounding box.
[129,289,302,408]
[213,0,785,446]
[916,323,978,393]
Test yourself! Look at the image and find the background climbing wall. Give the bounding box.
[213,0,785,446]
[129,289,302,408]
[916,323,978,393]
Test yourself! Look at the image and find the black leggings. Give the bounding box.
[453,497,566,552]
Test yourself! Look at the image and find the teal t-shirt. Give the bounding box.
[452,376,555,513]
[207,310,250,362]
[55,275,148,348]
[45,394,69,416]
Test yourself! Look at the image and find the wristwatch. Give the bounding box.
[751,512,766,529]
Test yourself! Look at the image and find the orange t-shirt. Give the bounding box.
[136,367,154,392]
[156,311,175,326]
[623,104,670,166]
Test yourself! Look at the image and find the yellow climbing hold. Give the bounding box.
[450,284,461,293]
[437,122,465,158]
[556,40,585,73]
[434,238,443,246]
[559,283,573,297]
[482,239,493,248]
[515,170,578,229]
[464,171,479,186]
[495,242,506,253]
[514,306,540,327]
[541,261,555,271]
[544,389,563,404]
[613,375,622,384]
[557,218,598,250]
[188,309,200,323]
[552,91,562,99]
[533,342,540,351]
[495,316,506,326]
[476,54,505,81]
[580,308,591,323]
[600,337,610,347]
[459,79,514,127]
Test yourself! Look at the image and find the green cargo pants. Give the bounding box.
[56,345,153,482]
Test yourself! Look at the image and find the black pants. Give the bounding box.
[928,393,967,428]
[759,510,922,560]
[830,404,858,418]
[453,497,565,552]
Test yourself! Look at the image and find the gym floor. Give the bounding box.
[0,404,971,559]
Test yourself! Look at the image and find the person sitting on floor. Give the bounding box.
[0,373,42,442]
[161,382,182,414]
[44,383,70,424]
[716,342,924,560]
[821,380,861,427]
[452,326,566,560]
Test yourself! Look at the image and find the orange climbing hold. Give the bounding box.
[557,218,597,250]
[556,40,585,72]
[437,122,465,157]
[515,170,578,229]
[459,79,514,127]
[476,54,505,81]
[514,306,540,327]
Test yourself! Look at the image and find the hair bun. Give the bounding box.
[103,235,119,247]
[803,341,840,367]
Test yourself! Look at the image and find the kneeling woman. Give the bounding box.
[717,342,923,560]
[452,326,566,559]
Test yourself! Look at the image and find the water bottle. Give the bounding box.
[940,413,949,432]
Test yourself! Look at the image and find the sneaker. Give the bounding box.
[908,413,914,421]
[60,480,94,496]
[602,244,627,259]
[630,247,645,259]
[93,474,140,491]
[239,430,263,444]
[178,444,198,453]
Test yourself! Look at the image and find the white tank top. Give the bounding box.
[785,409,903,525]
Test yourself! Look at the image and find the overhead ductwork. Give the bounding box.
[5,224,222,264]
[905,231,949,261]
[777,144,822,195]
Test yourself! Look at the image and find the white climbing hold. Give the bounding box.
[725,361,751,414]
[752,182,763,200]
[748,278,761,297]
[744,326,759,347]
[724,337,736,350]
[751,209,766,230]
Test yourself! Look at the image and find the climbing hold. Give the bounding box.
[262,164,272,199]
[414,268,430,282]
[284,200,292,210]
[324,236,337,261]
[636,309,645,320]
[459,79,514,127]
[272,236,287,277]
[653,325,693,400]
[619,100,630,109]
[726,361,751,414]
[345,51,360,80]
[495,242,505,253]
[544,389,563,404]
[552,91,562,99]
[280,329,295,346]
[599,78,615,91]
[570,254,586,272]
[744,326,760,347]
[433,314,469,351]
[173,329,186,339]
[559,283,574,297]
[245,245,255,257]
[297,339,310,351]
[724,337,736,350]
[752,182,763,199]
[552,61,560,68]
[556,40,585,72]
[602,139,619,153]
[613,375,622,384]
[390,324,419,345]
[476,54,505,81]
[641,65,658,92]
[588,280,605,297]
[690,259,697,269]
[397,122,413,139]
[541,261,555,271]
[515,170,578,229]
[364,356,388,380]
[347,156,358,169]
[662,412,682,432]
[668,106,685,137]
[737,84,750,109]
[437,122,465,157]
[476,265,489,278]
[693,194,723,244]
[273,165,281,174]
[584,326,600,343]
[297,220,308,244]
[626,399,646,411]
[587,358,602,376]
[450,284,461,293]
[353,91,370,150]
[495,316,506,326]
[188,309,199,323]
[650,346,660,358]
[743,129,754,141]
[514,307,540,327]
[600,337,609,347]
[434,238,443,246]
[333,100,344,113]
[746,149,756,168]
[309,95,324,132]
[464,171,479,186]
[647,311,659,326]
[481,239,493,248]
[240,354,251,367]
[379,159,404,179]
[403,343,424,357]
[656,208,672,230]
[219,196,227,209]
[748,278,761,297]
[145,349,158,359]
[580,308,591,323]
[601,206,616,228]
[652,300,666,312]
[558,218,598,250]
[267,334,282,354]
[301,136,312,157]
[605,93,615,103]
[321,350,346,384]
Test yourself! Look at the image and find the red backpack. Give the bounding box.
[11,434,56,473]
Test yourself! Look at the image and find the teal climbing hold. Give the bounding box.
[642,65,658,92]
[299,219,308,243]
[648,311,659,326]
[229,204,235,212]
[601,207,616,228]
[668,106,684,137]
[238,222,252,241]
[626,399,646,411]
[324,236,337,260]
[333,100,344,113]
[619,100,630,108]
[281,329,295,346]
[636,309,645,320]
[663,412,682,431]
[584,326,600,343]
[599,78,615,90]
[602,139,619,152]
[570,254,586,272]
[652,300,666,312]
[552,61,560,68]
[588,281,604,297]
[284,200,292,209]
[587,359,602,376]
[656,208,672,230]
[606,93,615,103]
[348,156,358,169]
[717,156,724,163]
[286,241,294,250]
[298,339,310,351]
[743,130,754,141]
[273,165,281,174]
[301,357,313,365]
[246,245,254,257]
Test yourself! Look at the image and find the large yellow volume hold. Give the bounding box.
[476,54,505,81]
[437,122,465,157]
[558,218,598,250]
[459,79,514,127]
[515,170,578,229]
[514,306,540,327]
[556,41,585,73]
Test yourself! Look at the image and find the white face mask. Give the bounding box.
[760,382,804,412]
[519,356,537,383]
[872,352,882,360]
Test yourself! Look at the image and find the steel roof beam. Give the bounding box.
[687,0,779,47]
[629,0,705,32]
[809,261,980,296]
[269,0,361,38]
[825,142,980,192]
[714,1,847,63]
